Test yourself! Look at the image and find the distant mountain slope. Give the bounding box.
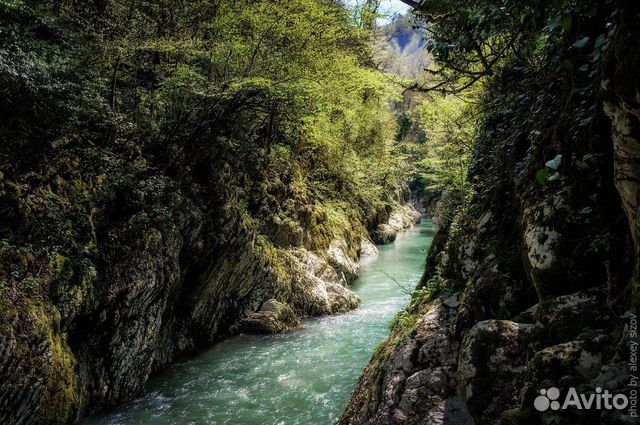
[374,14,431,79]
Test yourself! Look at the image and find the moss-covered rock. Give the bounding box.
[458,320,537,423]
[237,299,300,334]
[343,3,639,425]
[339,294,474,425]
[0,296,84,425]
[524,288,614,345]
[371,204,421,245]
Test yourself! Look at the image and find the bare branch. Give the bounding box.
[383,272,414,295]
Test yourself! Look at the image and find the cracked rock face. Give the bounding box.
[342,232,629,425]
[457,320,537,423]
[344,185,630,425]
[339,295,474,425]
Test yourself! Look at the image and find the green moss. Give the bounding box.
[371,340,387,359]
[25,302,85,424]
[0,291,17,335]
[255,234,292,283]
[38,331,84,424]
[50,255,73,280]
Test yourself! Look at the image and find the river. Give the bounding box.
[82,219,434,425]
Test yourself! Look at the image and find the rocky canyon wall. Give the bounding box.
[340,2,640,425]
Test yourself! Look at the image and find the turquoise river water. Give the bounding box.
[83,219,434,425]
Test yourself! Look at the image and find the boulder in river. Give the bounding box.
[237,299,300,334]
[372,204,422,244]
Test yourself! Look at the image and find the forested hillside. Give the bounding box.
[0,1,422,423]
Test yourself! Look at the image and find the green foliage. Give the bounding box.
[406,0,623,206]
[0,1,416,334]
[409,0,548,92]
[406,0,633,313]
[536,154,563,185]
[390,310,415,331]
[414,92,478,194]
[411,275,451,308]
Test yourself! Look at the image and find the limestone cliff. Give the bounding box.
[0,191,420,425]
[340,3,639,425]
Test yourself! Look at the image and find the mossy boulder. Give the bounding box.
[372,223,397,244]
[237,299,300,334]
[524,288,614,345]
[513,335,621,425]
[371,204,421,245]
[458,320,537,424]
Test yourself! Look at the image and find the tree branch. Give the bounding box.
[397,0,422,10]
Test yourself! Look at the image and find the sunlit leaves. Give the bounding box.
[545,154,562,170]
[414,91,479,192]
[536,154,562,185]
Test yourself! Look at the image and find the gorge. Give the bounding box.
[80,221,435,425]
[1,1,639,425]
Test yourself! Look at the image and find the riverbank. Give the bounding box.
[80,220,434,425]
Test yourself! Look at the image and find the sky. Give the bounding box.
[380,0,411,15]
[378,0,412,23]
[346,0,412,23]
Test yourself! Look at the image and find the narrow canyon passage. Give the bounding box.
[3,2,639,424]
[81,220,434,425]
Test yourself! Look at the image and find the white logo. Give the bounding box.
[534,387,629,412]
[534,387,561,411]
